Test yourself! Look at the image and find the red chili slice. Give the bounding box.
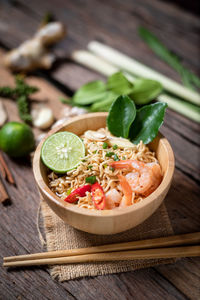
[64,184,92,203]
[91,183,105,210]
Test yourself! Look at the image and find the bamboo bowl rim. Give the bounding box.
[33,112,175,218]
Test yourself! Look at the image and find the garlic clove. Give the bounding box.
[0,101,7,127]
[51,118,69,129]
[84,130,107,141]
[32,107,54,129]
[62,106,88,118]
[69,106,88,116]
[107,136,136,149]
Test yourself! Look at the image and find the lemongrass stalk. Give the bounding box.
[71,50,136,82]
[71,50,118,76]
[71,50,200,123]
[158,94,200,123]
[88,41,200,106]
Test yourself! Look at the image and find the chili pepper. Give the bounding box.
[64,184,92,203]
[91,182,105,210]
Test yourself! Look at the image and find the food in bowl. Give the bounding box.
[34,109,174,234]
[43,127,162,210]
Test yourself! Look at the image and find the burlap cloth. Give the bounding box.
[40,199,174,281]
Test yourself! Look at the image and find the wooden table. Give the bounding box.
[0,1,199,299]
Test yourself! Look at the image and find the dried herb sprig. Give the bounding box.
[0,76,38,123]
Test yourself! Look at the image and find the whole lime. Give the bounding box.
[0,122,35,157]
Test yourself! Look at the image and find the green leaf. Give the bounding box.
[129,102,167,144]
[130,79,162,105]
[73,80,107,105]
[107,95,136,138]
[107,72,133,94]
[60,97,89,109]
[60,98,73,105]
[90,91,118,112]
[86,176,97,184]
[139,27,200,90]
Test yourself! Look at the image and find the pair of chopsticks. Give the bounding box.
[3,232,200,268]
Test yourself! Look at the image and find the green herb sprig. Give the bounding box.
[105,152,115,157]
[103,142,108,149]
[139,27,200,90]
[0,76,38,123]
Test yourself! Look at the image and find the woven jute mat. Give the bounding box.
[40,199,174,281]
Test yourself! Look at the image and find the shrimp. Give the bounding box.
[118,175,133,207]
[110,160,153,194]
[105,189,122,209]
[143,162,162,196]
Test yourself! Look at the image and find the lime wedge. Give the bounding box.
[41,132,85,173]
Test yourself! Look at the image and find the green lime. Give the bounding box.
[41,131,85,173]
[0,122,35,158]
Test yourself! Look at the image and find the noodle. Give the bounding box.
[48,128,158,210]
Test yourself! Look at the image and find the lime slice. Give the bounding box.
[41,131,85,173]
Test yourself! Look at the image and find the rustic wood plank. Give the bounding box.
[63,270,188,300]
[0,152,199,299]
[0,47,190,299]
[0,1,200,299]
[1,59,198,299]
[164,110,200,146]
[154,169,200,300]
[160,126,200,182]
[0,0,199,129]
[156,257,200,300]
[0,0,199,78]
[17,0,200,72]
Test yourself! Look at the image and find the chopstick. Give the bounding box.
[3,246,200,267]
[3,232,200,267]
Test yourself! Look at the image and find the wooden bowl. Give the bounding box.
[33,112,174,235]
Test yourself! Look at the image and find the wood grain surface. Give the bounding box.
[0,0,199,299]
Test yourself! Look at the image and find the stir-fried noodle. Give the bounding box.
[48,128,159,210]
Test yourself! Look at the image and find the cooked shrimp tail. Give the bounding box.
[111,160,153,194]
[118,175,133,207]
[109,160,133,170]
